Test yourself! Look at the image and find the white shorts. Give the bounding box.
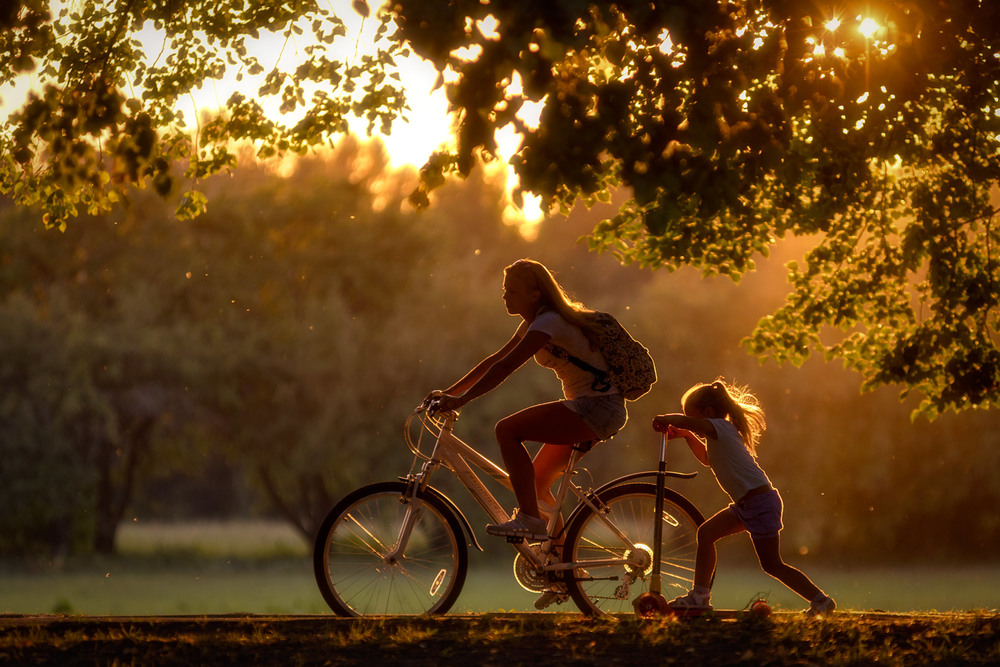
[562,394,628,441]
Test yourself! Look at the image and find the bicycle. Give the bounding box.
[313,398,706,616]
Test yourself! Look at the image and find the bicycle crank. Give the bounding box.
[513,544,556,592]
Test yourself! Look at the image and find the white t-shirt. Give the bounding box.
[516,311,613,400]
[705,418,771,502]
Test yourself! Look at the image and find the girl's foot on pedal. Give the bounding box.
[486,509,548,541]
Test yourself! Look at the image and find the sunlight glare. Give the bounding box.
[371,58,452,169]
[497,124,545,236]
[476,15,501,41]
[451,43,484,62]
[504,70,544,131]
[503,187,544,240]
[825,18,841,31]
[859,17,879,38]
[657,29,674,55]
[517,99,545,131]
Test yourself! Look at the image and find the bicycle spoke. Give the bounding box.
[344,512,392,557]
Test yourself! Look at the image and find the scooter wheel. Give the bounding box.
[633,592,671,617]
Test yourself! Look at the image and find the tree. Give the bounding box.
[0,200,203,556]
[393,0,1000,418]
[0,0,407,223]
[3,1,998,416]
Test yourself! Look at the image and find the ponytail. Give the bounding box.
[682,379,766,456]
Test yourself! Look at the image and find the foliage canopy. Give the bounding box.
[0,0,407,221]
[2,0,999,415]
[395,0,1000,417]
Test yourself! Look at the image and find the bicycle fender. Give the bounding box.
[399,478,484,552]
[596,469,697,493]
[562,471,699,532]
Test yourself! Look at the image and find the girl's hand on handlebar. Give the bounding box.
[423,390,444,408]
[652,416,671,433]
[429,393,464,414]
[652,417,685,440]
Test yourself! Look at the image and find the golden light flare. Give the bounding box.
[657,28,674,55]
[859,17,880,38]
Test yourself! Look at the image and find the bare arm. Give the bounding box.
[450,329,549,407]
[443,331,524,396]
[652,413,716,466]
[429,328,550,410]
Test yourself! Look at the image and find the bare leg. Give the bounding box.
[751,535,822,601]
[693,509,745,589]
[534,443,574,510]
[494,402,597,520]
[533,443,576,542]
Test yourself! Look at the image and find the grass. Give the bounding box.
[1,520,997,616]
[113,518,311,559]
[5,560,999,616]
[3,520,998,664]
[1,611,999,665]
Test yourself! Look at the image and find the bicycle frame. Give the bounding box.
[402,409,653,575]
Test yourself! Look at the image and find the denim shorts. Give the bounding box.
[562,394,628,442]
[727,489,784,539]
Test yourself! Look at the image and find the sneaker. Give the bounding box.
[534,586,568,610]
[485,509,548,541]
[668,590,712,611]
[806,595,836,616]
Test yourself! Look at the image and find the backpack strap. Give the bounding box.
[543,343,613,393]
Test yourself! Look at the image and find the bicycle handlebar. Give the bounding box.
[419,390,462,418]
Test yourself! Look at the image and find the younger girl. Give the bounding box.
[652,379,836,616]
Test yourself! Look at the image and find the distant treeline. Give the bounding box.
[1,138,997,563]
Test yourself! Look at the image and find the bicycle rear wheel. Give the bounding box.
[562,482,703,615]
[313,481,468,616]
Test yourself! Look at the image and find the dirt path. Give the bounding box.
[2,611,998,665]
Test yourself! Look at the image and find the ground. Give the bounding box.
[2,611,999,665]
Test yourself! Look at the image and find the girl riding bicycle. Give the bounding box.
[429,259,627,543]
[652,379,836,616]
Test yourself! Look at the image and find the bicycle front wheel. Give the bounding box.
[313,481,468,616]
[563,482,703,615]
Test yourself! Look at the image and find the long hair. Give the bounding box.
[504,259,598,341]
[681,379,766,456]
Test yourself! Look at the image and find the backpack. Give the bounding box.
[545,311,657,401]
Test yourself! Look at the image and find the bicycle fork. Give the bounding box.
[379,455,441,566]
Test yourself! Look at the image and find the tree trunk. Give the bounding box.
[92,417,155,554]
